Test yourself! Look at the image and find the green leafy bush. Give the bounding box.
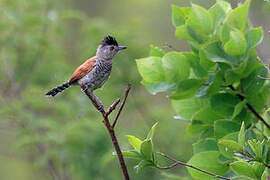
[134,0,270,179]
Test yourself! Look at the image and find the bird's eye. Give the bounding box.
[110,46,114,51]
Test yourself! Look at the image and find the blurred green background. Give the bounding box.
[0,0,269,179]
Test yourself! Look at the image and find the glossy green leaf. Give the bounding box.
[187,151,229,179]
[187,4,213,36]
[170,79,203,100]
[209,0,231,30]
[183,52,207,78]
[140,139,153,160]
[136,56,165,83]
[187,120,212,135]
[146,122,158,139]
[238,121,245,147]
[192,107,223,124]
[175,24,194,41]
[126,135,142,152]
[171,5,190,27]
[172,97,209,119]
[117,151,142,159]
[224,29,247,56]
[218,139,242,152]
[224,0,251,31]
[214,120,241,139]
[162,52,190,83]
[141,81,177,95]
[149,45,165,57]
[247,27,264,49]
[218,132,239,158]
[231,161,256,178]
[200,41,237,66]
[232,100,247,119]
[193,138,218,154]
[134,160,153,173]
[211,93,240,117]
[241,66,267,96]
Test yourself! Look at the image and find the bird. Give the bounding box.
[45,35,127,110]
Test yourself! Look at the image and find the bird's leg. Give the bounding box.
[87,91,104,112]
[92,93,104,112]
[81,84,89,92]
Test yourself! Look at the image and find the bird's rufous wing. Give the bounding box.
[68,57,96,85]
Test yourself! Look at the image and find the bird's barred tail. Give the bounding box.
[45,82,70,97]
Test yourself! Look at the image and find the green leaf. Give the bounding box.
[214,120,241,139]
[175,24,194,41]
[218,139,242,152]
[126,135,142,152]
[218,132,239,158]
[116,150,142,159]
[193,138,218,154]
[136,56,165,83]
[238,122,245,147]
[192,107,223,124]
[140,139,153,160]
[141,81,177,95]
[172,97,209,119]
[231,176,254,180]
[146,122,158,139]
[183,52,207,78]
[241,66,267,96]
[232,100,247,119]
[149,45,165,57]
[253,162,265,179]
[187,120,212,135]
[233,49,261,78]
[134,160,153,173]
[224,0,251,31]
[209,0,231,30]
[171,5,190,27]
[187,151,229,179]
[210,93,240,117]
[162,52,190,84]
[187,4,213,36]
[247,27,264,49]
[200,41,237,66]
[230,161,256,178]
[170,79,203,100]
[224,29,247,56]
[248,139,264,160]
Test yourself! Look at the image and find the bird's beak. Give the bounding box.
[118,46,127,51]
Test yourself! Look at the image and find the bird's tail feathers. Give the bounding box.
[45,82,70,97]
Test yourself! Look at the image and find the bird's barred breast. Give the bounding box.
[78,61,112,91]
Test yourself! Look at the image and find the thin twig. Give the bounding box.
[106,98,121,116]
[228,85,270,130]
[112,84,131,128]
[258,75,270,80]
[84,85,131,180]
[157,152,231,180]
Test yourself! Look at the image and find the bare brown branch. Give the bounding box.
[84,85,131,180]
[112,84,131,128]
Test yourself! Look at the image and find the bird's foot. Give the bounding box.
[81,85,89,93]
[97,104,104,112]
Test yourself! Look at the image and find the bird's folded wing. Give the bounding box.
[68,57,96,84]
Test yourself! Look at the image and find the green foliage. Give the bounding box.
[135,0,270,179]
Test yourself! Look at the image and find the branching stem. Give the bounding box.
[228,85,270,130]
[157,152,231,180]
[84,84,131,180]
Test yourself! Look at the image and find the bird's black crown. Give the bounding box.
[101,35,118,46]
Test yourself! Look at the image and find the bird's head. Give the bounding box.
[96,36,127,60]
